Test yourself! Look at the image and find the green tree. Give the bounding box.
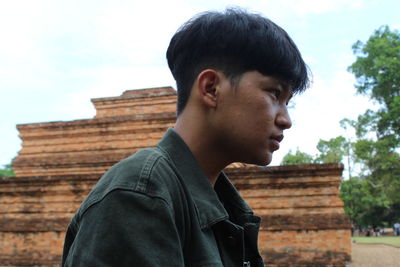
[0,164,15,177]
[348,25,400,147]
[340,177,393,228]
[338,25,400,227]
[284,26,400,227]
[347,25,400,207]
[281,136,352,164]
[281,148,315,165]
[315,136,351,162]
[315,135,355,178]
[280,136,352,166]
[349,26,400,111]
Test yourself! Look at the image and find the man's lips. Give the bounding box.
[271,134,284,143]
[270,134,284,151]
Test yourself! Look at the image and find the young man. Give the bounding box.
[62,8,309,267]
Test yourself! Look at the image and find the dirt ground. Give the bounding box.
[351,242,400,267]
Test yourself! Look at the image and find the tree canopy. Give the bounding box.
[349,26,400,108]
[0,164,15,178]
[280,136,351,166]
[281,26,400,228]
[281,149,314,165]
[347,26,400,212]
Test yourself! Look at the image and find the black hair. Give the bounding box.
[166,8,310,115]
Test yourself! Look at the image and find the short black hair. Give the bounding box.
[167,8,310,115]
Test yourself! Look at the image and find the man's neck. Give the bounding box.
[174,117,229,186]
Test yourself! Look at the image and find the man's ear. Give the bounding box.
[196,69,221,108]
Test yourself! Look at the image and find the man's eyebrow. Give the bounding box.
[271,77,289,88]
[259,77,283,88]
[258,77,293,96]
[278,79,291,90]
[276,80,294,97]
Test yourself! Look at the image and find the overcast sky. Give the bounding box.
[0,0,399,167]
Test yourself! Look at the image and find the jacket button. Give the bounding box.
[227,235,236,246]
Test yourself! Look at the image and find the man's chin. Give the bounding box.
[251,153,273,166]
[258,160,272,167]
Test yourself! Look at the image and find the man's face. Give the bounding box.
[213,71,293,166]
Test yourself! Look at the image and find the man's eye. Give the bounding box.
[269,89,281,98]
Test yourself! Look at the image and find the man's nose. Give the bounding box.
[276,106,292,130]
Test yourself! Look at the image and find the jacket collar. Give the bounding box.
[157,129,252,229]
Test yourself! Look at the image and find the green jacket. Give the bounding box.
[62,129,264,267]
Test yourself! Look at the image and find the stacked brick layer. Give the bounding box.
[0,164,351,266]
[0,175,97,266]
[12,87,177,177]
[0,165,350,266]
[227,164,351,266]
[91,87,177,118]
[3,87,351,266]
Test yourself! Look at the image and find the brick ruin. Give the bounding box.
[0,87,351,266]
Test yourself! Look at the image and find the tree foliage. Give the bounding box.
[349,26,400,107]
[280,136,351,166]
[340,176,400,228]
[281,26,400,227]
[281,149,315,165]
[348,26,400,146]
[343,26,400,227]
[347,25,400,205]
[315,136,351,164]
[0,164,15,177]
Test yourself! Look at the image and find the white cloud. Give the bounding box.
[281,0,365,16]
[56,65,175,119]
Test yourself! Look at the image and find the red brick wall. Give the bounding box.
[226,164,351,266]
[12,87,177,177]
[0,165,350,266]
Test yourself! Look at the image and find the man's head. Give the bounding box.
[167,8,310,115]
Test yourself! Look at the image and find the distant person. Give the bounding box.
[394,222,400,236]
[61,8,309,266]
[379,228,385,236]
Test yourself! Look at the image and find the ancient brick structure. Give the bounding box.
[12,87,177,177]
[0,87,351,266]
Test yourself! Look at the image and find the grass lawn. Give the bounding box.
[353,236,400,247]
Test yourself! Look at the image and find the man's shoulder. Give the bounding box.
[78,146,182,215]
